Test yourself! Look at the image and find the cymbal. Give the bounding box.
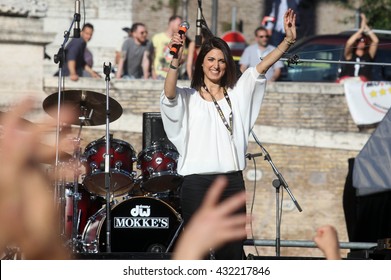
[43,90,123,126]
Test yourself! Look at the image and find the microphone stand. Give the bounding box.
[249,130,302,257]
[53,12,78,243]
[103,62,112,253]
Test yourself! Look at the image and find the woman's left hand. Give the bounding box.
[284,8,297,42]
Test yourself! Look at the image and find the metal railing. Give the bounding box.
[244,239,377,250]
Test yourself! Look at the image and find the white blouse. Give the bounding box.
[160,67,266,176]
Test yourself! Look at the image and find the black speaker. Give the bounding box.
[142,112,171,149]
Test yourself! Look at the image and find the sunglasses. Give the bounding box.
[356,37,367,43]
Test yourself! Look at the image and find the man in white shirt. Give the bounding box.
[239,26,284,81]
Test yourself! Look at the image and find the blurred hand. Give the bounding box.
[313,225,341,260]
[0,98,74,259]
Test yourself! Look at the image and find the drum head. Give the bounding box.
[84,197,182,252]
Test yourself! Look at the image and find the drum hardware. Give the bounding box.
[70,134,83,251]
[42,72,123,254]
[49,10,126,255]
[250,130,302,257]
[102,62,114,253]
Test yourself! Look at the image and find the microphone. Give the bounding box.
[195,7,202,47]
[73,0,81,38]
[169,21,190,56]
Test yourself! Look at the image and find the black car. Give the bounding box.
[278,32,391,82]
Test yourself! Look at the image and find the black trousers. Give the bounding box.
[180,171,246,260]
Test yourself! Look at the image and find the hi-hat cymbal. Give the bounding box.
[43,90,123,126]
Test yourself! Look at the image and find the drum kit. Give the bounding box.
[42,88,184,255]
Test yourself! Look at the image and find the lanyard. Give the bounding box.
[203,85,233,135]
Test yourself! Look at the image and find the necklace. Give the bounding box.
[203,85,233,135]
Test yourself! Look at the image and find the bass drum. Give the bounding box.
[82,197,182,253]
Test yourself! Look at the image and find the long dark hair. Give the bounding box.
[190,37,238,91]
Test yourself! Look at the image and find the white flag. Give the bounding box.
[344,81,391,125]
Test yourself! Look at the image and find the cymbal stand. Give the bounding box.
[58,164,67,239]
[250,130,302,257]
[103,62,112,253]
[53,7,79,242]
[71,125,83,252]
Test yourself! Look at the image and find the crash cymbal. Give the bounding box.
[43,90,123,126]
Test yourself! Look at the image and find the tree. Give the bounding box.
[328,0,391,30]
[361,0,391,30]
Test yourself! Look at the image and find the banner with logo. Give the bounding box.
[344,81,391,125]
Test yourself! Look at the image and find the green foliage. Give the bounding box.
[169,0,180,15]
[150,0,163,12]
[149,0,180,15]
[361,0,391,30]
[327,0,391,30]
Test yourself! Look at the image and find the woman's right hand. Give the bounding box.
[169,32,184,61]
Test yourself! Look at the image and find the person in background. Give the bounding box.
[161,9,297,259]
[239,26,284,81]
[151,15,183,80]
[265,0,301,47]
[83,47,94,77]
[339,13,379,82]
[114,27,131,70]
[60,23,100,81]
[116,22,153,79]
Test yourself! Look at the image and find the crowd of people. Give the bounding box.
[57,0,380,84]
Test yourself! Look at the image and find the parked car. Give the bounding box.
[278,32,391,82]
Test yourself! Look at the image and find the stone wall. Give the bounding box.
[0,15,55,99]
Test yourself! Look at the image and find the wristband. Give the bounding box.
[170,63,180,70]
[284,37,296,46]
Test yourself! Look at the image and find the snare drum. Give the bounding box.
[82,138,137,197]
[137,142,182,193]
[82,196,182,253]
